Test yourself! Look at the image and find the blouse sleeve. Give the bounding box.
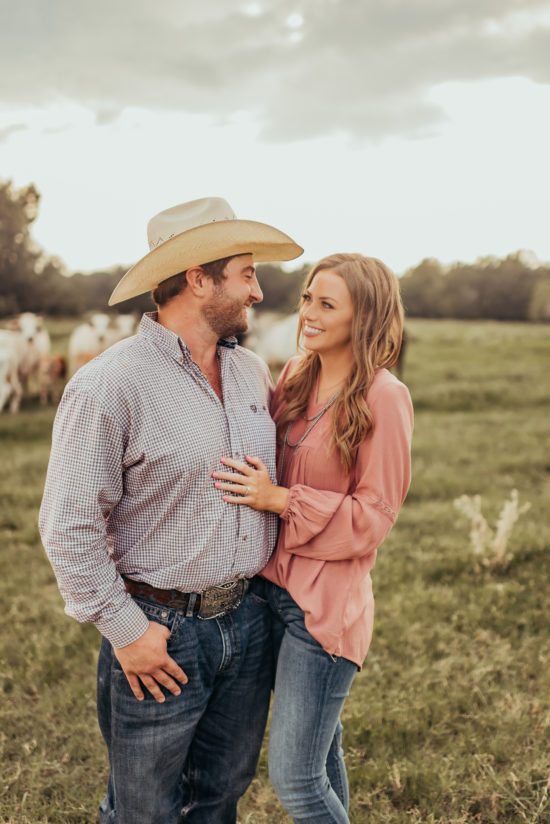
[279,380,413,562]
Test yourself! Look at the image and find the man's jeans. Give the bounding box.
[97,579,273,824]
[266,582,358,824]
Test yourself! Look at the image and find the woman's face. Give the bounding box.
[299,269,354,357]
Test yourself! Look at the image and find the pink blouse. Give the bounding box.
[261,358,414,668]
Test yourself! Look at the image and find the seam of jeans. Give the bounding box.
[328,734,347,811]
[221,613,239,673]
[167,611,183,643]
[219,617,227,671]
[181,759,197,818]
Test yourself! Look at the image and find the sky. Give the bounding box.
[1,0,549,276]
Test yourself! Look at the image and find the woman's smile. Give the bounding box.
[302,324,324,336]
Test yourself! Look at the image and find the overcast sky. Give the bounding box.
[1,0,549,275]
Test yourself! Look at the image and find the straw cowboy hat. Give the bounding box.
[108,197,303,305]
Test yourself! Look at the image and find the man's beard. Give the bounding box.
[202,284,248,338]
[202,284,249,338]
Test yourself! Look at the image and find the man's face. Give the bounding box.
[202,254,263,338]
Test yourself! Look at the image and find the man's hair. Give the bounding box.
[152,255,236,307]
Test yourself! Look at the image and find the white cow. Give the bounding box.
[110,313,138,342]
[10,312,51,391]
[0,331,24,412]
[68,313,113,375]
[243,311,301,368]
[68,313,137,375]
[0,313,51,410]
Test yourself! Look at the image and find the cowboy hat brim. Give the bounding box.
[108,219,303,305]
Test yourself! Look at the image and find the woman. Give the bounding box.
[212,254,413,823]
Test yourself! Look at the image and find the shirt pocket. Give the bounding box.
[238,400,277,461]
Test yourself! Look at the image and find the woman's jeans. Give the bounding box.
[96,580,273,824]
[266,581,358,824]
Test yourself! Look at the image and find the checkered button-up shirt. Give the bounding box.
[39,313,278,648]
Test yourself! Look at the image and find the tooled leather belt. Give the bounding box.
[122,576,250,620]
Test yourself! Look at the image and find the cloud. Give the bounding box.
[1,0,549,141]
[0,123,27,143]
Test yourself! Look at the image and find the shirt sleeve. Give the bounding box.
[38,384,149,648]
[278,380,414,562]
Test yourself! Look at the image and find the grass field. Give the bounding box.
[1,318,549,823]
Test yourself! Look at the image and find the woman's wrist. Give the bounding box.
[268,485,290,515]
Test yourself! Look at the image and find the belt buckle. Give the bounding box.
[197,580,244,620]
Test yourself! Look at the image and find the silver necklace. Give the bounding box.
[278,393,338,484]
[304,381,343,419]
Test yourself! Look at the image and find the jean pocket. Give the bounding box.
[247,591,269,607]
[133,598,181,642]
[247,577,270,606]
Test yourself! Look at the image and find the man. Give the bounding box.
[39,197,303,824]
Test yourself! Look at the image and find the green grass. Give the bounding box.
[1,319,549,823]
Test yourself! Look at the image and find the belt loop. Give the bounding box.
[186,593,198,617]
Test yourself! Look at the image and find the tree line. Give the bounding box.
[399,254,550,322]
[1,179,549,321]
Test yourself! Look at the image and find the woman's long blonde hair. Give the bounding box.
[277,253,404,473]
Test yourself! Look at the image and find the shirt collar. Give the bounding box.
[139,312,237,361]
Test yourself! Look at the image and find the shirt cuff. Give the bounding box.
[94,597,150,648]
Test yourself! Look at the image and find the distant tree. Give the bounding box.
[69,268,155,315]
[399,258,446,317]
[29,258,82,316]
[255,263,310,313]
[476,253,539,320]
[528,269,550,322]
[400,252,541,321]
[441,264,483,318]
[0,180,41,316]
[0,179,73,317]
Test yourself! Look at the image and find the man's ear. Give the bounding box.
[185,265,211,297]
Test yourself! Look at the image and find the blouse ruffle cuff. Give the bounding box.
[279,484,340,548]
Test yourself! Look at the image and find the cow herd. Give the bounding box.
[0,312,138,413]
[0,309,305,414]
